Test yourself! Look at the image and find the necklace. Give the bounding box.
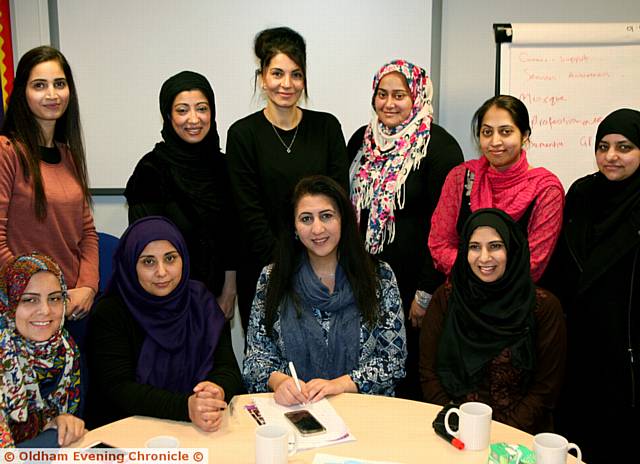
[271,123,299,154]
[314,269,336,280]
[316,272,335,278]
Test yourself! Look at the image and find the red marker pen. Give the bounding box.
[434,423,465,450]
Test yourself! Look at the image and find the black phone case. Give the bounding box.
[284,410,326,435]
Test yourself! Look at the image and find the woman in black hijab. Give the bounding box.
[125,71,237,318]
[419,208,566,434]
[545,108,640,463]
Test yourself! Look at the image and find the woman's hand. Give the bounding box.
[409,298,427,328]
[306,375,357,403]
[216,291,236,320]
[67,287,96,320]
[188,381,227,432]
[52,414,86,446]
[217,271,237,320]
[270,372,309,406]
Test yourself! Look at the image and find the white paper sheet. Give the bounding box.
[252,397,355,451]
[312,453,405,464]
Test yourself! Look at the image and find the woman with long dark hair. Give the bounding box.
[243,176,406,405]
[0,46,97,320]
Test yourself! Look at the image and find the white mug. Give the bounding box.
[255,424,297,464]
[444,402,492,451]
[534,432,582,464]
[145,435,180,448]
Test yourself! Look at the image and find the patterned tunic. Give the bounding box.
[243,261,407,395]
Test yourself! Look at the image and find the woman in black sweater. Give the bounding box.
[125,71,237,319]
[226,27,349,330]
[544,108,640,463]
[86,217,242,430]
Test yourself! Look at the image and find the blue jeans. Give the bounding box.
[16,428,59,448]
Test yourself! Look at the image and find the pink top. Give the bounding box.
[0,137,99,291]
[429,152,564,282]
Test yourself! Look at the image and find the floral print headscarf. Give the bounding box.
[0,253,80,447]
[350,59,433,254]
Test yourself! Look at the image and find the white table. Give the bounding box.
[73,393,581,463]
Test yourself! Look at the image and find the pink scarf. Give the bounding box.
[467,151,563,220]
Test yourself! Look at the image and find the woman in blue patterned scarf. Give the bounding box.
[243,175,407,405]
[0,253,84,447]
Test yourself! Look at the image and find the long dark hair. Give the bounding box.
[253,26,309,99]
[265,175,379,336]
[1,45,90,219]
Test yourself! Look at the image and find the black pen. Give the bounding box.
[434,423,465,450]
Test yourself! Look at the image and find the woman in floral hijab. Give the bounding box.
[0,253,84,447]
[348,59,463,399]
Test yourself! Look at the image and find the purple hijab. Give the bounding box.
[106,216,225,393]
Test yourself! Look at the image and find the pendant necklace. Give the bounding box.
[316,272,335,279]
[313,266,336,280]
[271,122,299,154]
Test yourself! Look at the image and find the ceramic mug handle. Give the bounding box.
[444,407,461,437]
[567,442,582,463]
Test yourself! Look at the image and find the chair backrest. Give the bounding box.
[97,231,120,293]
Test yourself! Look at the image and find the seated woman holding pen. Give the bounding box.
[85,216,242,431]
[419,209,566,434]
[243,175,407,406]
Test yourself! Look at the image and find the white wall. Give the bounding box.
[438,0,640,159]
[55,0,432,189]
[92,197,128,236]
[8,0,49,54]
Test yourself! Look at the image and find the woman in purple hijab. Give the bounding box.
[85,217,242,431]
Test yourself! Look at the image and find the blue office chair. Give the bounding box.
[66,232,119,347]
[97,231,120,293]
[66,231,119,419]
[65,231,118,349]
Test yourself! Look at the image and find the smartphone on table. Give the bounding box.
[284,409,326,436]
